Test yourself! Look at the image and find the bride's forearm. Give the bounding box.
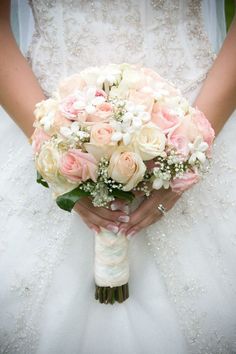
[193,16,236,136]
[0,0,45,138]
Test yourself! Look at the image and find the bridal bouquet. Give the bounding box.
[31,63,215,304]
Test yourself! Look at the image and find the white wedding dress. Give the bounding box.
[0,1,236,353]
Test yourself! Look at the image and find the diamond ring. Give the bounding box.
[157,203,166,216]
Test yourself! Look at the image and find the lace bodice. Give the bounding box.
[27,0,216,98]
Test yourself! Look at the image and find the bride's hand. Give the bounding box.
[119,189,181,238]
[73,198,129,234]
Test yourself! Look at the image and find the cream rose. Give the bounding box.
[34,98,58,131]
[133,123,166,161]
[36,141,76,196]
[108,148,146,191]
[90,123,114,145]
[80,67,101,87]
[36,141,61,183]
[128,89,154,113]
[110,65,147,99]
[33,98,71,136]
[84,123,117,160]
[34,98,58,120]
[121,66,147,89]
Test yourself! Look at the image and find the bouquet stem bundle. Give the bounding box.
[95,283,129,304]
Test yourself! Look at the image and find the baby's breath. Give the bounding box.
[109,98,127,122]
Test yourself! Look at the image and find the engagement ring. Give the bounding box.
[157,203,166,215]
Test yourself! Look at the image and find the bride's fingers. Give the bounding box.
[125,212,162,238]
[78,197,129,223]
[110,200,130,213]
[120,190,180,236]
[74,202,120,234]
[119,192,161,234]
[86,223,100,234]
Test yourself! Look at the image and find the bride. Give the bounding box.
[0,0,236,353]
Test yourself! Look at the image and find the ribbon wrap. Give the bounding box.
[94,228,129,287]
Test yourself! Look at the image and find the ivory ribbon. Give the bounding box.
[94,227,129,287]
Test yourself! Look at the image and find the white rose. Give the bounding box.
[80,67,101,87]
[162,96,189,116]
[108,147,146,191]
[110,65,146,99]
[133,123,166,160]
[36,141,76,197]
[97,64,122,86]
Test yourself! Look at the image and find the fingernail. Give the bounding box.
[126,230,137,240]
[118,215,130,223]
[107,224,119,234]
[119,226,127,234]
[122,205,130,214]
[110,203,119,211]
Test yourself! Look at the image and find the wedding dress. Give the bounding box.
[0,1,236,353]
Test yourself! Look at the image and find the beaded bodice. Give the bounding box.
[27,0,216,97]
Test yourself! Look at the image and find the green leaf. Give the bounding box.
[56,187,90,212]
[36,171,49,188]
[110,188,135,202]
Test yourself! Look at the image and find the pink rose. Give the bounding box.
[172,109,215,156]
[59,149,98,183]
[128,89,154,113]
[59,94,87,122]
[168,133,190,158]
[141,67,163,82]
[54,111,72,130]
[94,89,107,99]
[87,102,113,122]
[170,171,200,194]
[90,123,114,144]
[171,115,199,142]
[141,68,179,95]
[31,128,50,154]
[192,108,215,148]
[59,74,86,98]
[151,104,180,133]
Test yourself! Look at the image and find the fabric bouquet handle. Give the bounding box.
[94,227,129,304]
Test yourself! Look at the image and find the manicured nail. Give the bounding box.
[118,215,130,223]
[111,202,129,213]
[107,224,119,234]
[122,205,130,214]
[126,230,137,240]
[110,203,119,211]
[119,227,127,235]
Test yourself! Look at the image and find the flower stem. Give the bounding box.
[95,283,129,304]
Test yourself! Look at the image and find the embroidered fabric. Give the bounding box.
[26,0,216,97]
[0,1,236,353]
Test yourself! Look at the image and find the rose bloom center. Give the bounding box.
[118,153,136,178]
